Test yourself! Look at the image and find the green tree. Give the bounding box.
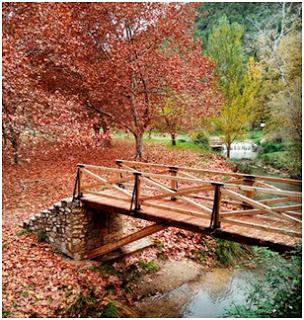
[207,17,261,158]
[195,2,301,58]
[266,31,302,177]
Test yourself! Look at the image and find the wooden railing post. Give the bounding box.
[169,166,178,201]
[133,172,142,211]
[73,164,84,200]
[210,183,223,230]
[242,175,255,209]
[115,160,124,188]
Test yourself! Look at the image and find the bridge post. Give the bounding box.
[210,183,223,230]
[133,172,142,211]
[242,175,255,209]
[115,160,124,188]
[169,166,178,201]
[73,165,84,200]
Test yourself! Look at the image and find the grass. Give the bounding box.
[16,229,32,237]
[248,130,263,144]
[88,262,119,276]
[215,239,251,267]
[138,260,160,273]
[112,130,210,153]
[258,151,289,170]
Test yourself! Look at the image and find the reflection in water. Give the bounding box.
[182,270,256,318]
[135,268,261,318]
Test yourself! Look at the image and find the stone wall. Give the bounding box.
[22,197,126,260]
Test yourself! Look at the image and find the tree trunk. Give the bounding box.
[8,124,19,164]
[101,124,112,147]
[134,133,144,159]
[171,132,176,146]
[226,142,231,159]
[148,128,153,139]
[12,139,19,164]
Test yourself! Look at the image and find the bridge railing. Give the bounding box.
[73,161,302,238]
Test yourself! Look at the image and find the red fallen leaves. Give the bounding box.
[2,225,128,317]
[112,227,217,272]
[3,139,233,317]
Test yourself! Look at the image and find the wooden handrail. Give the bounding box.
[78,163,216,184]
[140,185,214,202]
[78,163,302,198]
[225,184,302,198]
[115,159,302,185]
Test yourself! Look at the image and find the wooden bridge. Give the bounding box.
[72,160,302,259]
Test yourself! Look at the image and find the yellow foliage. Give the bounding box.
[214,57,261,146]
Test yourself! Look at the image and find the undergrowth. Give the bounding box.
[225,245,302,317]
[64,287,136,318]
[215,239,251,267]
[37,230,47,242]
[138,260,160,273]
[16,229,32,237]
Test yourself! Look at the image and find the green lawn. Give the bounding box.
[112,131,204,153]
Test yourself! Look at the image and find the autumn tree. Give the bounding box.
[207,17,261,158]
[249,2,301,127]
[265,31,302,177]
[3,3,215,158]
[155,88,220,146]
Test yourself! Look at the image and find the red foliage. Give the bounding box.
[3,3,216,159]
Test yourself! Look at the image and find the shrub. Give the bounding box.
[225,246,302,318]
[259,151,289,170]
[191,131,210,150]
[89,263,119,276]
[286,143,302,179]
[248,130,263,144]
[260,141,285,154]
[65,289,133,318]
[233,161,253,174]
[37,230,47,242]
[138,260,160,273]
[193,250,206,264]
[2,310,12,318]
[215,239,251,267]
[100,301,119,318]
[16,229,32,237]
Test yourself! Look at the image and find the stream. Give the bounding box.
[134,261,262,318]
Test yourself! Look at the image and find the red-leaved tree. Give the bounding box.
[3,3,216,158]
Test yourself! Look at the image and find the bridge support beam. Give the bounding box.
[86,223,167,259]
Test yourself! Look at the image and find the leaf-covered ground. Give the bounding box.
[3,139,233,317]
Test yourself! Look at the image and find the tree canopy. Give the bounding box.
[3,2,215,160]
[207,16,261,158]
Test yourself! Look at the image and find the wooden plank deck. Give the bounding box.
[82,190,301,252]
